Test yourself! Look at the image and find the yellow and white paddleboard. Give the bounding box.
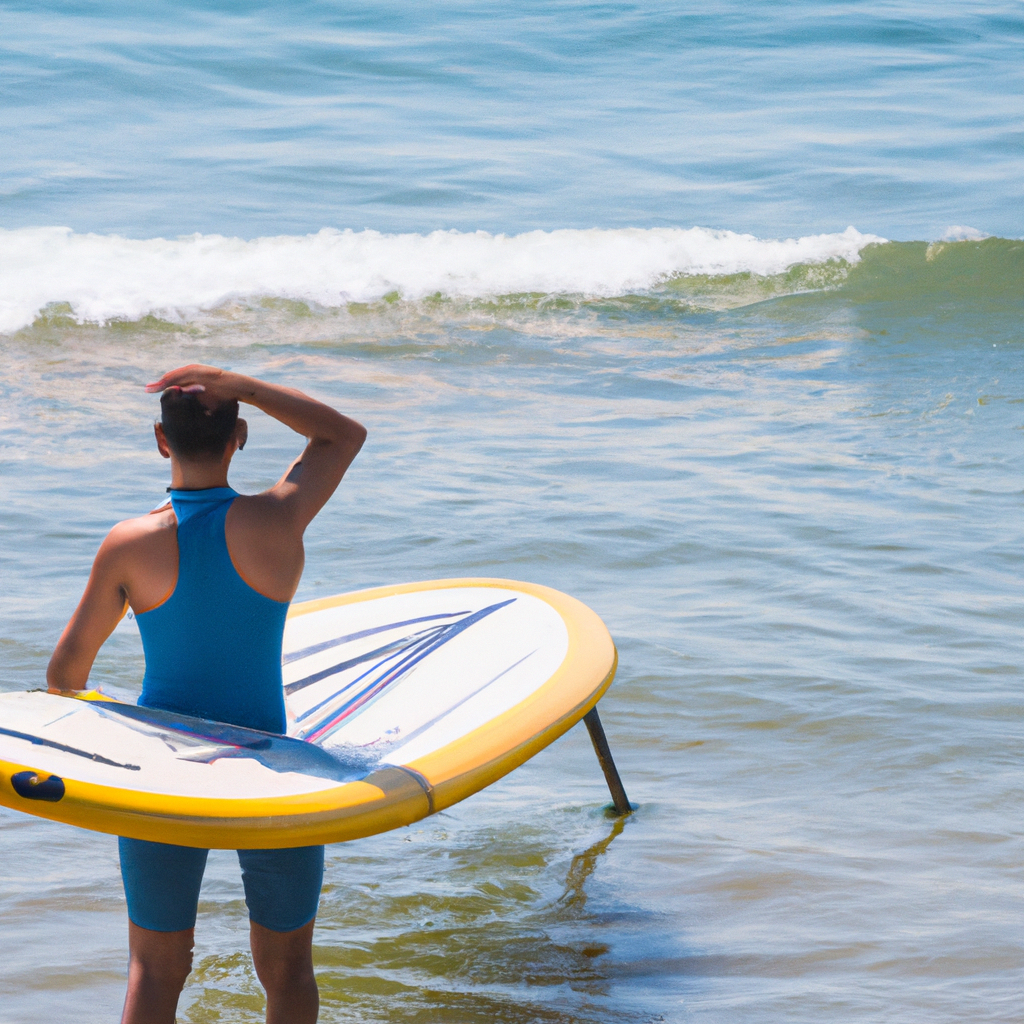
[0,579,617,848]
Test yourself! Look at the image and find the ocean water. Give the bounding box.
[1,2,1023,1023]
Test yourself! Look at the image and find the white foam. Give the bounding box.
[0,224,886,333]
[940,225,989,242]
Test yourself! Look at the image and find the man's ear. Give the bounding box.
[154,423,172,460]
[235,418,248,452]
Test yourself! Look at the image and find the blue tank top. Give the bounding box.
[136,487,289,734]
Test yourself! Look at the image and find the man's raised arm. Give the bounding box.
[146,364,366,534]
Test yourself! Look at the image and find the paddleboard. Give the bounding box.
[0,579,617,847]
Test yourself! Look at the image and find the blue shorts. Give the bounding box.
[118,837,324,933]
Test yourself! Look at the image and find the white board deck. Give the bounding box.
[0,580,613,847]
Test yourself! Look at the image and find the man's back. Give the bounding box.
[135,487,290,732]
[103,489,311,616]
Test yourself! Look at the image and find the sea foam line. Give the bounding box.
[0,225,885,333]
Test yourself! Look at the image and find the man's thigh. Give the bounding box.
[237,845,324,932]
[119,837,209,932]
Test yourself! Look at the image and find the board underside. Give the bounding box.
[0,579,616,847]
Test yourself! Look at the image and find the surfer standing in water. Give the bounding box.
[47,365,366,1024]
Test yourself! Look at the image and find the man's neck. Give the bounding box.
[169,458,231,491]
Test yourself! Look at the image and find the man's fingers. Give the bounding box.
[145,364,221,393]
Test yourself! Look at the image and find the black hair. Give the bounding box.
[160,389,239,460]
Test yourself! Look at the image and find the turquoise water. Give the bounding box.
[1,2,1023,1023]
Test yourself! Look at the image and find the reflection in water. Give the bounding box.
[560,815,629,914]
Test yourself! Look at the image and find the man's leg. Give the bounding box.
[238,845,324,1024]
[118,837,209,1024]
[250,918,318,1024]
[121,922,195,1024]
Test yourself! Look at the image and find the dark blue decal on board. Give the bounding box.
[12,772,66,801]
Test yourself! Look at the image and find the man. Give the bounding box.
[47,364,366,1024]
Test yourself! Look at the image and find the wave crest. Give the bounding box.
[0,225,883,333]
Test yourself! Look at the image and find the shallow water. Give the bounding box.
[2,1,1024,1022]
[2,255,1023,1021]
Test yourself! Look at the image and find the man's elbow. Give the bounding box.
[349,420,368,456]
[307,416,366,471]
[332,416,366,462]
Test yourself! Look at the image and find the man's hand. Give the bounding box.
[146,364,243,404]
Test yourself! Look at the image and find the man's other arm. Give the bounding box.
[47,525,134,693]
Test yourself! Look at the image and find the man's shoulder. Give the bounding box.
[103,507,175,552]
[230,491,293,530]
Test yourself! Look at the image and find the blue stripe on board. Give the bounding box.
[292,630,443,722]
[294,601,515,727]
[283,611,470,665]
[294,598,517,743]
[284,625,449,696]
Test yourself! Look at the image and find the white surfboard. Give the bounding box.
[0,579,617,847]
